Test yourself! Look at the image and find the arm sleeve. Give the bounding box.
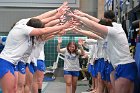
[22,25,34,35]
[16,18,34,35]
[106,26,117,37]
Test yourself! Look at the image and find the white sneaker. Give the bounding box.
[82,77,87,81]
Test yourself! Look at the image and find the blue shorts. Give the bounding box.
[16,61,26,74]
[26,62,36,74]
[14,65,18,72]
[105,61,114,82]
[115,62,138,82]
[35,60,46,72]
[97,58,106,80]
[92,60,98,77]
[87,63,93,73]
[64,70,79,77]
[0,58,15,78]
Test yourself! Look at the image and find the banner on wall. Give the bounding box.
[104,0,113,11]
[0,0,80,7]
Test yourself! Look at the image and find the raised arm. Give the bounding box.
[41,34,55,42]
[34,2,69,20]
[57,37,66,54]
[74,10,100,23]
[34,9,58,20]
[39,30,59,41]
[39,27,72,41]
[78,39,85,56]
[44,19,60,27]
[73,27,103,40]
[41,7,68,24]
[29,21,71,36]
[69,14,108,38]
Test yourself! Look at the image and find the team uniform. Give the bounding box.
[15,40,34,74]
[103,39,114,82]
[84,39,98,78]
[0,18,34,78]
[26,38,44,74]
[106,22,137,81]
[35,41,46,72]
[58,48,82,77]
[96,39,107,80]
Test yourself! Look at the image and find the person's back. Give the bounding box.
[104,10,137,93]
[70,9,138,93]
[106,22,135,67]
[0,18,33,65]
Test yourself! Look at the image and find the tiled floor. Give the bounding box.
[0,77,89,93]
[42,77,89,93]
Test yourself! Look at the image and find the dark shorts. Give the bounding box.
[91,60,98,77]
[115,62,138,82]
[97,58,106,80]
[64,70,79,77]
[34,60,46,72]
[105,61,114,82]
[26,62,36,74]
[0,58,15,78]
[87,63,93,73]
[15,61,26,74]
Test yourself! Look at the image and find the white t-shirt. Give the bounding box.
[103,39,110,62]
[106,22,135,67]
[27,39,45,66]
[37,42,45,61]
[97,40,105,59]
[20,45,32,64]
[59,48,82,71]
[84,39,98,64]
[0,18,34,65]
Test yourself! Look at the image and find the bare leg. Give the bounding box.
[1,71,16,93]
[72,76,78,93]
[24,67,33,93]
[64,75,72,93]
[106,81,114,93]
[129,83,134,93]
[17,72,25,93]
[115,77,133,93]
[15,71,18,93]
[96,72,104,93]
[32,72,38,93]
[38,70,44,90]
[90,77,97,93]
[91,77,95,89]
[109,71,115,93]
[32,70,44,93]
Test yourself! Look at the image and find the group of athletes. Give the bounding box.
[0,1,138,93]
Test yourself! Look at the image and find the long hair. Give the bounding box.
[26,18,44,28]
[104,10,116,22]
[99,18,113,27]
[67,42,78,55]
[26,18,45,45]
